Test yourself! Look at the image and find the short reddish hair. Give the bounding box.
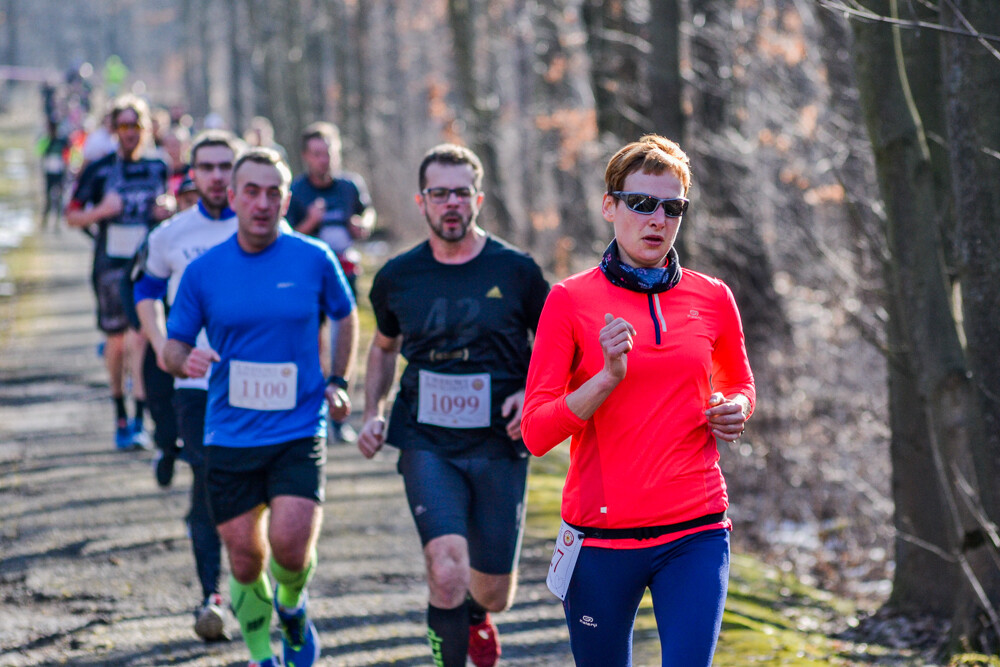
[604,134,691,196]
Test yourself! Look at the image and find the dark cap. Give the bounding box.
[177,176,197,195]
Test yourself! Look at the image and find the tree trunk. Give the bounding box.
[581,0,676,142]
[446,0,514,238]
[896,0,956,278]
[648,0,684,142]
[527,1,603,266]
[1,0,17,110]
[884,298,959,613]
[351,0,373,159]
[851,0,988,624]
[280,0,308,174]
[196,0,212,120]
[244,0,273,124]
[181,0,196,116]
[941,0,1000,652]
[180,0,209,119]
[228,0,246,133]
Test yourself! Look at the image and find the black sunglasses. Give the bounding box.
[612,191,689,217]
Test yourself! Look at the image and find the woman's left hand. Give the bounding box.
[705,392,749,442]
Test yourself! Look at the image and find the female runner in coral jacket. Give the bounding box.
[522,134,755,667]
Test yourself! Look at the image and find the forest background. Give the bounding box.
[1,0,998,662]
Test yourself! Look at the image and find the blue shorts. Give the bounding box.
[205,436,326,525]
[397,448,528,575]
[564,528,730,667]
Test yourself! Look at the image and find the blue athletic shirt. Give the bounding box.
[166,230,355,447]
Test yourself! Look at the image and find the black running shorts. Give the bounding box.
[397,448,528,575]
[92,265,129,334]
[205,436,326,525]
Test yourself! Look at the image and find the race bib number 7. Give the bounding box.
[547,520,585,601]
[229,360,297,411]
[417,370,491,428]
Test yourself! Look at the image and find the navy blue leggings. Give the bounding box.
[563,528,729,667]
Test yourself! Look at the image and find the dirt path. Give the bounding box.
[0,229,574,666]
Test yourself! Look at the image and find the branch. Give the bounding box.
[817,0,1000,56]
[896,530,957,562]
[595,28,653,55]
[981,147,1000,163]
[939,0,1000,62]
[951,463,1000,555]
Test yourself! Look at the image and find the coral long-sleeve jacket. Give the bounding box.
[521,266,755,548]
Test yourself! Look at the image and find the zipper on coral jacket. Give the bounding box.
[647,293,667,345]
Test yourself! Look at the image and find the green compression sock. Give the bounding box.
[270,550,316,611]
[229,571,274,662]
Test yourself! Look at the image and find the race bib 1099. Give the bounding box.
[417,370,491,428]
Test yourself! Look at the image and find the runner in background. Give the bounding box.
[134,130,242,642]
[66,94,173,450]
[287,121,375,444]
[37,118,70,231]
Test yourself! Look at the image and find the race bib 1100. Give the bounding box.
[228,360,297,411]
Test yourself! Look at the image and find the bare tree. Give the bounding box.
[847,0,1000,652]
[446,0,514,237]
[581,0,684,143]
[227,1,247,132]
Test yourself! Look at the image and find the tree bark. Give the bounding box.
[648,0,684,142]
[896,0,956,278]
[280,0,308,173]
[227,0,246,133]
[851,0,988,625]
[446,0,514,238]
[941,0,1000,652]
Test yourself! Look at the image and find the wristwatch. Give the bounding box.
[326,375,349,390]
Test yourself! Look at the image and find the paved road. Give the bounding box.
[0,229,576,666]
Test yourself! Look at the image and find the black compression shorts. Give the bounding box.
[92,264,129,334]
[397,448,528,575]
